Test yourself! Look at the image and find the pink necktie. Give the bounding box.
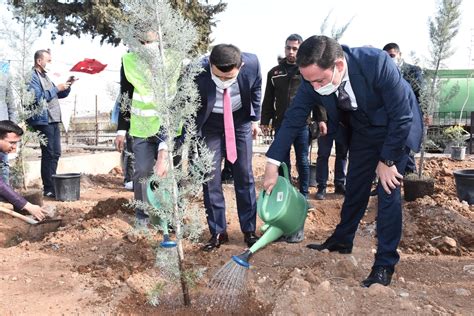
[223,88,237,163]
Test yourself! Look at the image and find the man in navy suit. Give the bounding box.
[263,36,423,287]
[194,44,261,251]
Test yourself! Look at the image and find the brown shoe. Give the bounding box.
[202,232,229,252]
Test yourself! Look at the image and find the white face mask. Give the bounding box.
[42,62,52,73]
[314,65,339,95]
[211,71,237,90]
[391,56,402,68]
[143,42,160,53]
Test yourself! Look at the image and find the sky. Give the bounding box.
[1,0,474,120]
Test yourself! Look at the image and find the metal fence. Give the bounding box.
[432,111,472,127]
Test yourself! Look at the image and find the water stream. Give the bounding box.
[205,260,248,310]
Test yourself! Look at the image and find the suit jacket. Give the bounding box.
[267,46,423,163]
[194,52,262,133]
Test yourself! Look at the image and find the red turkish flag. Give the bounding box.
[70,58,107,74]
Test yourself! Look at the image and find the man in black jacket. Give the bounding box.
[261,34,310,198]
[383,43,424,174]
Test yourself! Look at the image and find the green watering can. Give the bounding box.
[232,163,308,267]
[145,180,177,248]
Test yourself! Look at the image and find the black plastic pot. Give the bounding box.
[52,173,81,201]
[453,169,474,205]
[403,176,435,201]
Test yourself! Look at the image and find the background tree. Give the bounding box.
[417,0,462,177]
[0,2,46,190]
[319,10,354,40]
[9,0,227,53]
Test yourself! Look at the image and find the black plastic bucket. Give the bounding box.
[453,169,474,205]
[52,173,81,201]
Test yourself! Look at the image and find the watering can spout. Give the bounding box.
[160,234,177,248]
[249,225,284,253]
[232,249,252,268]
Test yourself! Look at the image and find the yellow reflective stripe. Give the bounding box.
[132,92,154,104]
[131,107,160,117]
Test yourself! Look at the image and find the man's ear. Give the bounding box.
[335,59,344,73]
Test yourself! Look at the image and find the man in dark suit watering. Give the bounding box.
[194,44,262,251]
[263,36,423,287]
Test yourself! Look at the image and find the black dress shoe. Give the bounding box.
[306,238,353,254]
[361,265,394,287]
[334,184,346,195]
[243,232,259,247]
[315,188,326,200]
[202,232,229,252]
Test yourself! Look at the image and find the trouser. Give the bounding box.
[316,133,348,189]
[331,129,409,268]
[132,136,159,219]
[121,133,135,183]
[275,126,310,197]
[33,123,61,194]
[201,110,257,235]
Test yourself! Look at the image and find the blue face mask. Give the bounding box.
[314,65,339,95]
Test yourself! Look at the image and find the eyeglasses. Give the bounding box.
[285,46,299,52]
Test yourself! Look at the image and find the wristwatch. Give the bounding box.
[380,159,395,167]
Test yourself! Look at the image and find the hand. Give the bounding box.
[263,162,279,194]
[260,124,271,136]
[319,121,328,136]
[115,135,125,152]
[154,149,169,178]
[376,161,403,194]
[252,122,261,140]
[57,82,71,91]
[23,202,47,221]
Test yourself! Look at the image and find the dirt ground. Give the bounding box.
[0,154,473,315]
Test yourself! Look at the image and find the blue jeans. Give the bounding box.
[316,133,348,189]
[33,123,61,194]
[276,126,310,197]
[0,152,9,184]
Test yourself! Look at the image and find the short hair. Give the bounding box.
[34,49,50,64]
[382,43,400,52]
[286,33,303,44]
[0,120,24,139]
[210,44,242,72]
[296,35,344,69]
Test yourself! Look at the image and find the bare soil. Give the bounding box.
[0,154,473,315]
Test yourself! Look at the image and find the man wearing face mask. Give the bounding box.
[28,49,73,198]
[115,32,171,228]
[263,36,423,287]
[383,43,424,174]
[194,44,261,251]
